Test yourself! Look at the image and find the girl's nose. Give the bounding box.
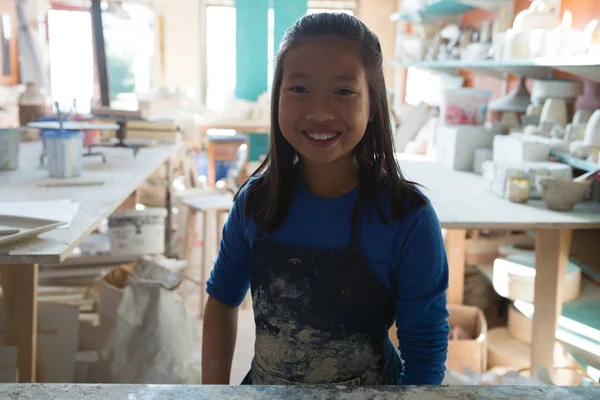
[306,104,335,123]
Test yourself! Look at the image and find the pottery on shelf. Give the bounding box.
[565,123,586,142]
[539,176,591,211]
[512,0,559,32]
[532,79,582,104]
[575,81,600,110]
[489,78,531,113]
[540,98,568,127]
[583,110,600,146]
[573,109,594,125]
[570,140,600,158]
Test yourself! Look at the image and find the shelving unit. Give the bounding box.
[550,151,600,173]
[390,0,511,22]
[391,58,600,82]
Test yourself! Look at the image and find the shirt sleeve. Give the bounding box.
[205,184,253,307]
[394,202,450,385]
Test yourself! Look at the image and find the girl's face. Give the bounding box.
[278,36,371,168]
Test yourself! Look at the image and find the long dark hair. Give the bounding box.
[238,12,426,232]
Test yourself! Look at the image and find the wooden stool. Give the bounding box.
[177,189,234,318]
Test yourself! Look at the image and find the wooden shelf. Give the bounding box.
[391,58,600,82]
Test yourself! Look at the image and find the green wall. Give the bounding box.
[235,0,307,161]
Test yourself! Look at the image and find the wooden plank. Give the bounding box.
[531,229,572,371]
[115,191,139,212]
[445,229,467,305]
[398,156,600,230]
[0,142,178,264]
[0,264,38,382]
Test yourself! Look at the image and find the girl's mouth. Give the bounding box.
[302,131,342,145]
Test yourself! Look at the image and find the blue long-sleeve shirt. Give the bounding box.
[207,178,450,385]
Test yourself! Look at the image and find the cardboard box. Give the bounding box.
[388,303,488,373]
[447,304,488,373]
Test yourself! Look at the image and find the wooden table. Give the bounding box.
[195,120,270,184]
[397,156,600,372]
[0,383,598,399]
[0,141,178,382]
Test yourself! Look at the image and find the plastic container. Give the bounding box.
[45,130,84,178]
[441,88,492,126]
[0,128,23,170]
[108,208,168,256]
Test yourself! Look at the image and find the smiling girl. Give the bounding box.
[202,12,449,386]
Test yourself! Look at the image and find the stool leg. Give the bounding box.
[200,210,209,319]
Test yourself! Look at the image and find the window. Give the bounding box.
[204,3,356,107]
[47,3,155,113]
[205,5,236,112]
[103,3,156,108]
[47,9,95,113]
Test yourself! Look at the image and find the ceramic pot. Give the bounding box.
[18,82,48,126]
[539,177,591,211]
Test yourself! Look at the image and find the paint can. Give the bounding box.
[0,128,24,170]
[45,130,84,178]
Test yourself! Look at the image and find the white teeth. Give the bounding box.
[306,132,338,140]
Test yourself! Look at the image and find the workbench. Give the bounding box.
[0,383,598,399]
[0,141,178,382]
[398,156,600,373]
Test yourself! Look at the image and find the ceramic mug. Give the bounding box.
[507,177,530,204]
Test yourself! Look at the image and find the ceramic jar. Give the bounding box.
[18,82,48,127]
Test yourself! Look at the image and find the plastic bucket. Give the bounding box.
[45,130,84,178]
[0,128,23,170]
[108,208,168,256]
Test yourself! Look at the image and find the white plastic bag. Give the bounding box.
[101,260,202,384]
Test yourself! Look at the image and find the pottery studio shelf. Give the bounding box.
[474,263,600,377]
[390,0,511,22]
[391,58,600,82]
[550,151,600,173]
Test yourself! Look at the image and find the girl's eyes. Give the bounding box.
[286,86,356,96]
[288,86,309,94]
[335,88,356,96]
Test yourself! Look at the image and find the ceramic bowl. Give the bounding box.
[539,177,592,211]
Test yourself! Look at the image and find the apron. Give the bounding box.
[241,208,401,385]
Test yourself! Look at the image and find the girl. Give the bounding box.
[202,12,449,386]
